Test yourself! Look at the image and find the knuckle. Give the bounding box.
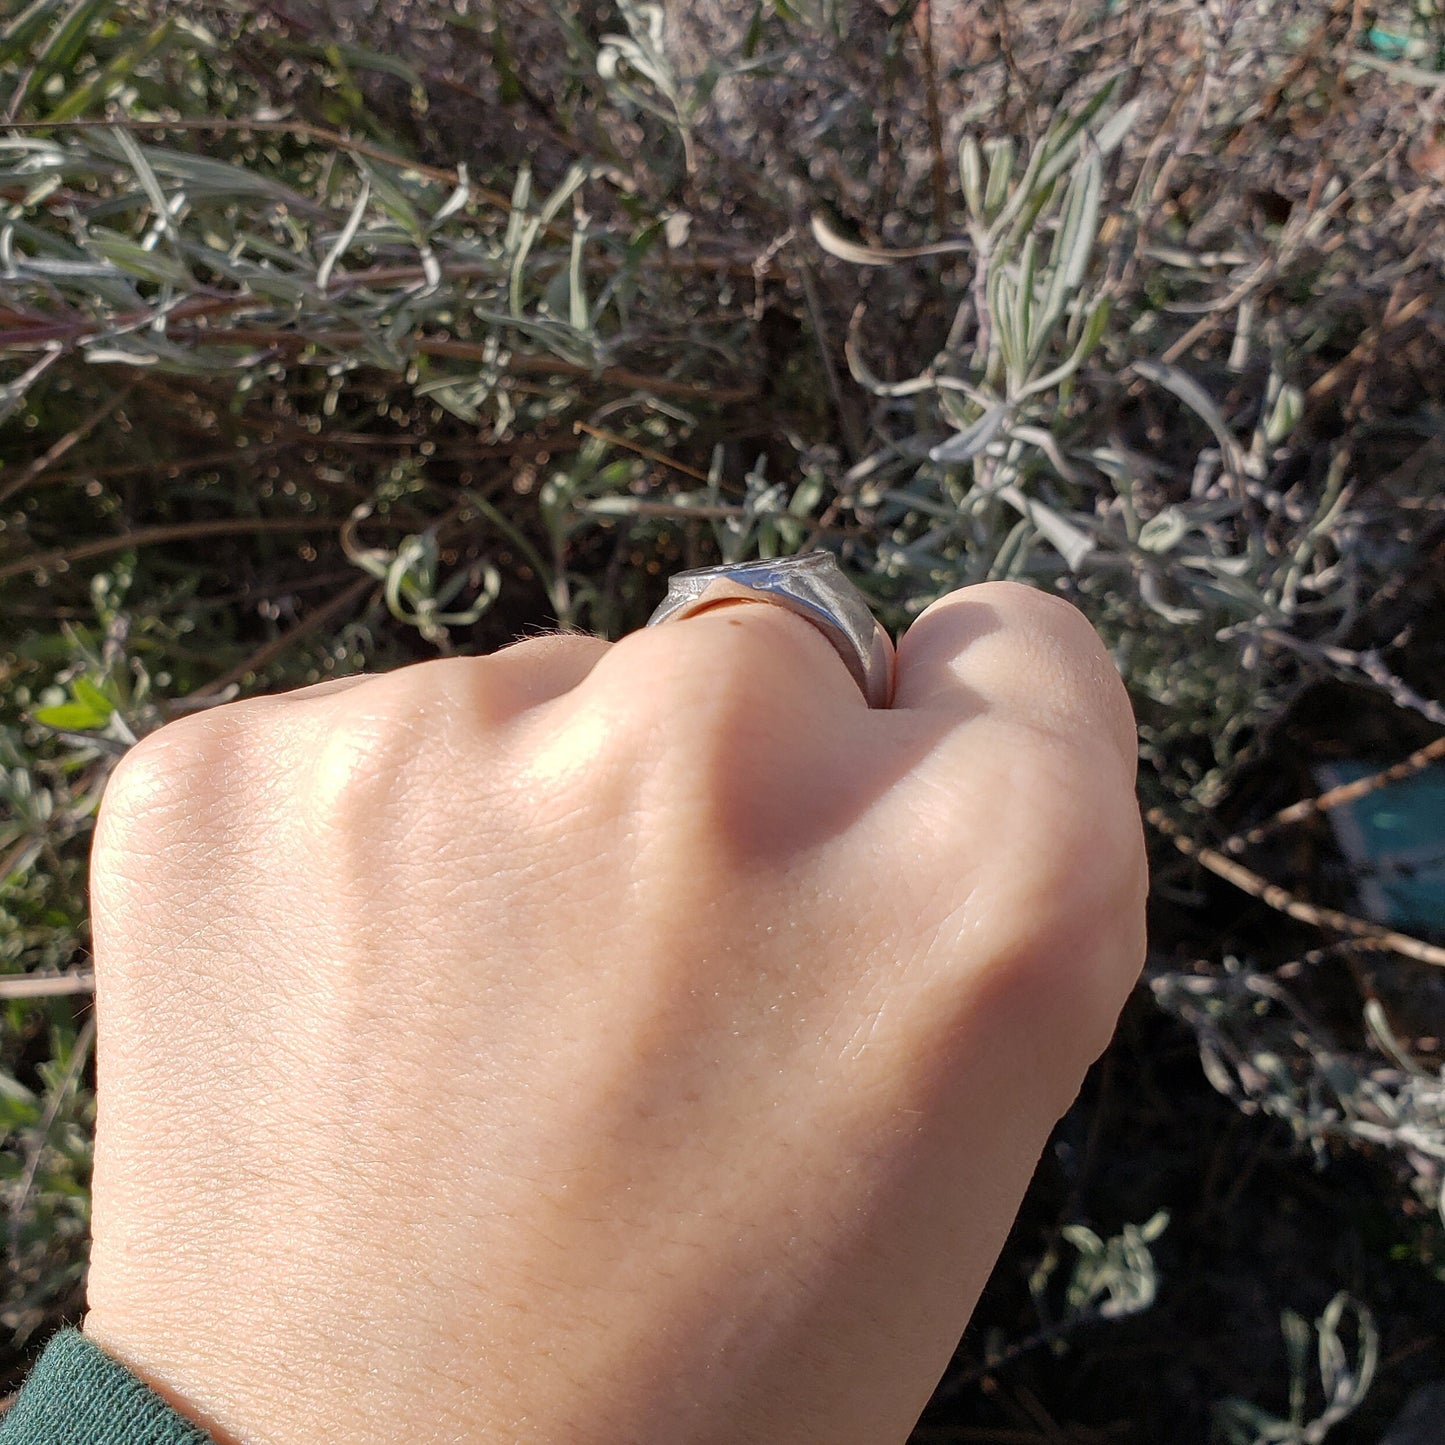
[359,655,517,732]
[967,582,1107,673]
[294,661,480,822]
[592,610,806,733]
[552,618,825,867]
[98,713,232,850]
[973,583,1136,767]
[912,716,1145,1044]
[992,739,1146,1031]
[91,710,262,940]
[611,618,803,766]
[303,689,420,821]
[968,579,1093,637]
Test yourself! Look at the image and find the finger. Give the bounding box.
[274,634,612,731]
[596,599,870,721]
[885,583,1146,1063]
[891,582,1137,773]
[271,674,377,703]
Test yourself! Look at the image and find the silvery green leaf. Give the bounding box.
[988,264,1019,378]
[136,150,318,210]
[1317,1295,1377,1410]
[502,164,533,261]
[82,346,160,365]
[86,233,190,286]
[14,256,116,278]
[357,159,420,237]
[984,138,1015,217]
[930,403,1011,462]
[843,316,943,397]
[1137,507,1191,553]
[809,210,971,266]
[1059,149,1103,294]
[1011,424,1086,484]
[811,210,896,267]
[467,306,600,368]
[537,163,590,228]
[1011,322,1094,402]
[1138,1210,1169,1244]
[317,180,370,294]
[328,39,423,91]
[110,126,180,247]
[414,376,483,422]
[431,167,472,228]
[997,483,1094,571]
[1094,98,1144,157]
[663,211,691,248]
[1016,232,1037,353]
[1197,1039,1239,1098]
[1180,571,1263,614]
[578,495,658,516]
[568,221,589,332]
[959,134,984,218]
[1077,295,1110,359]
[1265,381,1304,445]
[508,216,544,316]
[1034,79,1121,189]
[1139,569,1203,624]
[1134,359,1246,475]
[1179,551,1254,578]
[0,349,60,426]
[218,265,313,305]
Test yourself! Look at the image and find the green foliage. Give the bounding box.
[1032,1209,1170,1324]
[1215,1295,1379,1445]
[0,1018,92,1343]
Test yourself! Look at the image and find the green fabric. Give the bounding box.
[0,1329,213,1445]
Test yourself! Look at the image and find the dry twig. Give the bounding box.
[1150,809,1445,969]
[1226,736,1445,854]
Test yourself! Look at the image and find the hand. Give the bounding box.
[83,582,1146,1445]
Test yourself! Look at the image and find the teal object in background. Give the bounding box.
[1320,763,1445,933]
[1366,27,1413,58]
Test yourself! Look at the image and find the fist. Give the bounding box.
[84,582,1145,1445]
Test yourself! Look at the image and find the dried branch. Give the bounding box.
[1150,809,1445,969]
[1227,736,1445,854]
[0,516,344,584]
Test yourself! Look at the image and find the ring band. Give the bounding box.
[646,551,895,708]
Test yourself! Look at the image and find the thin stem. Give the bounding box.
[0,516,343,583]
[1150,809,1445,969]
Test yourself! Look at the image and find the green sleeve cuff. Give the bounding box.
[0,1329,214,1445]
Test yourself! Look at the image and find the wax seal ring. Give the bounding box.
[646,551,895,709]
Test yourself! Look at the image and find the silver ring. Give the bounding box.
[646,551,895,708]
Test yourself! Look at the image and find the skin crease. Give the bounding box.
[82,581,1147,1445]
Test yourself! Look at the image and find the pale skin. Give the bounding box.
[83,581,1147,1445]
